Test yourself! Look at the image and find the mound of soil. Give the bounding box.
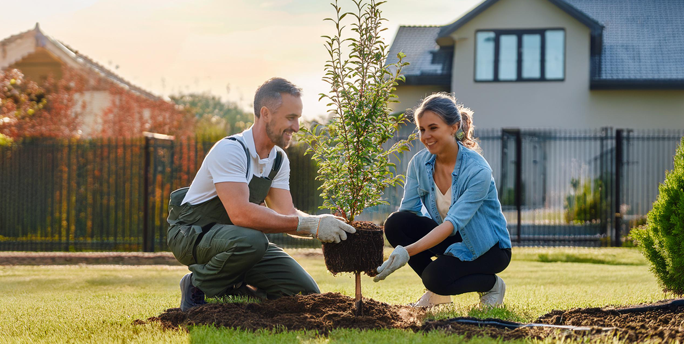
[146,292,424,333]
[322,221,384,277]
[423,300,684,342]
[422,320,532,341]
[144,293,683,342]
[536,301,684,342]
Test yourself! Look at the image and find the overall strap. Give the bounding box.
[225,136,250,179]
[268,149,284,180]
[226,136,284,180]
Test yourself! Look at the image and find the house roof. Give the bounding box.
[438,0,603,42]
[561,0,684,85]
[0,23,160,100]
[386,26,452,86]
[392,0,684,89]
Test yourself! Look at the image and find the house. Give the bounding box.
[0,23,162,136]
[386,0,684,130]
[368,0,684,242]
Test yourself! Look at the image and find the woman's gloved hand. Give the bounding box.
[373,245,409,282]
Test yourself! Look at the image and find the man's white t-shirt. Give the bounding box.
[182,127,290,205]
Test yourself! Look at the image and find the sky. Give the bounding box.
[1,0,481,120]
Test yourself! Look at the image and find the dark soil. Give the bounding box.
[143,294,683,342]
[145,292,424,334]
[422,320,534,341]
[423,300,684,342]
[322,221,383,277]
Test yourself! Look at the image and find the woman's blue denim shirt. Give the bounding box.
[398,141,512,261]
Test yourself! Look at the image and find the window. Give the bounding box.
[475,29,565,82]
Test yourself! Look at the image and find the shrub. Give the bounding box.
[563,177,608,224]
[631,137,684,295]
[0,133,12,146]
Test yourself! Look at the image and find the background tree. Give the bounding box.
[631,137,684,296]
[0,68,86,142]
[170,92,253,138]
[100,85,195,138]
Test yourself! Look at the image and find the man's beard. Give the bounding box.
[266,121,292,149]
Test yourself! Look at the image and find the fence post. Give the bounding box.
[142,132,175,252]
[143,135,152,252]
[502,128,522,244]
[515,130,522,244]
[65,139,72,251]
[614,129,623,247]
[600,127,612,239]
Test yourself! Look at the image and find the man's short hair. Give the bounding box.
[253,78,302,118]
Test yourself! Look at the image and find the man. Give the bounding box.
[167,77,355,311]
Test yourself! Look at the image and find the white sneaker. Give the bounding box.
[408,290,452,308]
[479,275,506,307]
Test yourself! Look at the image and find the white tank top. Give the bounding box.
[434,181,452,220]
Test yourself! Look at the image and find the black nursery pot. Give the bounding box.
[322,221,384,277]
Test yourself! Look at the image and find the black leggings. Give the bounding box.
[384,211,511,295]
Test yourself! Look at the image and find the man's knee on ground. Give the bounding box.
[276,282,319,299]
[289,279,320,297]
[300,279,320,295]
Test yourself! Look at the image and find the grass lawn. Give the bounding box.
[0,247,670,343]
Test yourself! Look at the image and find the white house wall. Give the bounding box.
[447,0,684,130]
[389,85,450,114]
[0,32,36,70]
[74,90,111,137]
[73,91,156,137]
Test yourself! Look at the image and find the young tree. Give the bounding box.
[298,0,414,316]
[298,0,414,222]
[631,137,684,296]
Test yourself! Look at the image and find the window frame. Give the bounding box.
[473,28,566,83]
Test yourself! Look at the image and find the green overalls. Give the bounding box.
[166,136,319,298]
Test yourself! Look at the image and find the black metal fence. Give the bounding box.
[1,128,682,251]
[0,135,322,251]
[485,128,684,246]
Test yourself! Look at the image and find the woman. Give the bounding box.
[373,93,512,308]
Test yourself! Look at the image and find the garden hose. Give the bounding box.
[441,298,684,332]
[609,298,684,314]
[441,317,608,331]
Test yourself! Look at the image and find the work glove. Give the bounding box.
[373,245,409,282]
[296,214,356,243]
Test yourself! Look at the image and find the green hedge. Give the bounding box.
[632,137,684,295]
